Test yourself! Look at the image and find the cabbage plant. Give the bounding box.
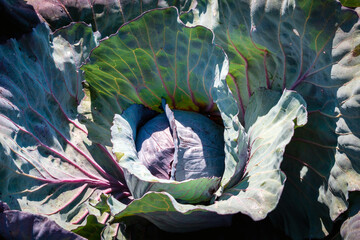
[0,0,359,239]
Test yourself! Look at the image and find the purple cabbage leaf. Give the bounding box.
[0,201,85,240]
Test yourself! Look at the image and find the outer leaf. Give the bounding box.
[26,0,195,37]
[109,192,232,233]
[270,6,360,239]
[211,62,248,196]
[0,201,85,240]
[0,23,127,231]
[184,1,360,238]
[80,7,228,145]
[216,89,307,220]
[185,0,281,121]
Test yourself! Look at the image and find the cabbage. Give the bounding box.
[0,1,359,239]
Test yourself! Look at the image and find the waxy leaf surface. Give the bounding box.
[81,7,228,145]
[0,23,127,233]
[26,0,194,37]
[184,1,360,238]
[0,201,85,239]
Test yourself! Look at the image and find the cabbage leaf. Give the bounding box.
[0,23,127,237]
[184,0,360,238]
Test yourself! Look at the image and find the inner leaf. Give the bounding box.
[135,103,225,181]
[135,114,174,179]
